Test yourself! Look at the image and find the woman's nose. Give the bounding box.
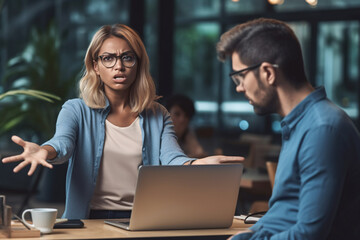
[114,59,125,71]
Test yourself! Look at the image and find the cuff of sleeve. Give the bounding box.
[188,159,196,165]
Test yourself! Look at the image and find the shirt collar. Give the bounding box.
[101,95,145,118]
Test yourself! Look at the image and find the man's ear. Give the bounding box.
[93,60,100,75]
[261,62,277,86]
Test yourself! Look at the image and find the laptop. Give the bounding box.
[104,164,243,231]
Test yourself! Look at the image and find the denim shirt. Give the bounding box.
[42,98,194,219]
[241,87,360,240]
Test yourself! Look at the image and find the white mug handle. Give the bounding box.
[22,209,35,229]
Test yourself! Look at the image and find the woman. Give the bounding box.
[2,24,243,219]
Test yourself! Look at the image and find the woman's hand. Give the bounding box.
[192,155,245,165]
[1,135,53,176]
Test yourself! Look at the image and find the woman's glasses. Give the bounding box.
[98,51,137,68]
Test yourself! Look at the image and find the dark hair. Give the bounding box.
[217,18,307,87]
[165,94,196,119]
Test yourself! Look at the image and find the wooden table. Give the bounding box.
[5,218,252,240]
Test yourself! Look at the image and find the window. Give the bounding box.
[173,23,221,127]
[225,0,266,14]
[316,21,359,118]
[172,0,360,134]
[144,0,159,84]
[275,0,360,11]
[176,0,220,19]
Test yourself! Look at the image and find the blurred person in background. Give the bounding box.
[166,94,208,158]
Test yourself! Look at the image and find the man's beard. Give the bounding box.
[250,76,279,116]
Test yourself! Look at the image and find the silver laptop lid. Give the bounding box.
[128,164,243,231]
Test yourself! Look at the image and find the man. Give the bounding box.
[217,18,360,240]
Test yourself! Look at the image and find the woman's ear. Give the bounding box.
[93,60,100,75]
[261,62,277,86]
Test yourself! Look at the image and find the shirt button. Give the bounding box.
[142,147,145,152]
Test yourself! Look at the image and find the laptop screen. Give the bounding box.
[105,164,243,231]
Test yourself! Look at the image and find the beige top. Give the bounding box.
[90,117,142,210]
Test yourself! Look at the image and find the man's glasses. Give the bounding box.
[229,63,278,86]
[97,51,137,68]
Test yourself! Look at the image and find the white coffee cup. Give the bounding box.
[22,208,57,234]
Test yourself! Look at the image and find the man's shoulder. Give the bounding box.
[299,99,360,147]
[305,99,352,128]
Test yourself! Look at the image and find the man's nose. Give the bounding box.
[236,84,245,93]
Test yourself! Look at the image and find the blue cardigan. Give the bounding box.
[43,99,194,219]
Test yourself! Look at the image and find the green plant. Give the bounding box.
[0,89,60,136]
[0,22,78,140]
[0,89,60,102]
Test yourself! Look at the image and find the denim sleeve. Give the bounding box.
[268,126,348,240]
[42,100,80,164]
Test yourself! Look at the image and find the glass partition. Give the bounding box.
[172,0,360,133]
[144,0,159,85]
[316,21,359,118]
[225,0,266,15]
[275,0,360,11]
[173,23,220,127]
[175,0,220,20]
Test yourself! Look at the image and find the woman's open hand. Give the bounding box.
[1,135,53,176]
[192,155,245,165]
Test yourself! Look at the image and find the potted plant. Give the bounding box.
[0,21,77,140]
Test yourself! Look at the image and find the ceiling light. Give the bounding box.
[306,0,318,6]
[268,0,284,5]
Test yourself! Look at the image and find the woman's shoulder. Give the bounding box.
[63,98,87,108]
[62,98,99,113]
[140,101,170,123]
[153,101,168,112]
[143,101,168,115]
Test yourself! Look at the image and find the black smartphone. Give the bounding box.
[54,219,84,228]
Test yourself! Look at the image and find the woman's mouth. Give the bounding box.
[113,75,126,83]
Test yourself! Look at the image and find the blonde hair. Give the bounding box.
[79,24,157,112]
